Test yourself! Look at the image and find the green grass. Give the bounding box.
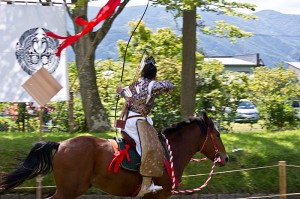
[0,130,300,195]
[183,130,300,194]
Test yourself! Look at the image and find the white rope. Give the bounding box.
[236,192,300,199]
[286,164,300,168]
[2,164,300,193]
[0,185,56,190]
[182,165,278,178]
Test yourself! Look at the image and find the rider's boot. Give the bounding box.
[137,176,163,197]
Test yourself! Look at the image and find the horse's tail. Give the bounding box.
[0,141,59,192]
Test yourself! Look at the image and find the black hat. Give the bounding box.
[145,56,156,66]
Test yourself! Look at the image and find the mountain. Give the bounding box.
[67,6,300,67]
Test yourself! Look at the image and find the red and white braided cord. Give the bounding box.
[163,134,217,194]
[163,134,177,191]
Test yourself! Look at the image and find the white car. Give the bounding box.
[225,100,260,123]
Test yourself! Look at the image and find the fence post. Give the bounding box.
[36,107,44,199]
[68,91,74,134]
[279,161,287,199]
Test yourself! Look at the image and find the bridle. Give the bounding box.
[163,121,224,194]
[198,126,225,165]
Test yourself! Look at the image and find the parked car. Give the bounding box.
[225,100,260,123]
[292,100,300,118]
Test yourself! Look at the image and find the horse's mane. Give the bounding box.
[161,117,207,136]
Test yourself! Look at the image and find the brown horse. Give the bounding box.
[0,113,228,199]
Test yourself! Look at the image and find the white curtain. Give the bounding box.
[0,4,68,102]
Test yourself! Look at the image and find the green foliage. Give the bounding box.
[153,0,257,17]
[151,57,182,128]
[0,117,16,132]
[196,60,250,124]
[73,0,88,10]
[94,59,127,119]
[0,103,39,132]
[118,21,182,62]
[68,62,81,93]
[250,66,300,129]
[152,0,257,41]
[201,20,253,42]
[116,21,184,128]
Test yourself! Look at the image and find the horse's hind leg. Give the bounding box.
[46,177,90,199]
[47,167,91,199]
[49,146,93,199]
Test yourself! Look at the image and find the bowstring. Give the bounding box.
[114,0,150,133]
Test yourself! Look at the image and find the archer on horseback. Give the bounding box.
[116,56,173,197]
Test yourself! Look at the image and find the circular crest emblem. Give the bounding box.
[15,27,60,75]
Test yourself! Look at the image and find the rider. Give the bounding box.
[116,56,173,196]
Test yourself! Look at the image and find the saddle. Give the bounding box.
[108,131,170,173]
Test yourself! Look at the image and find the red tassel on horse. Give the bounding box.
[108,144,131,173]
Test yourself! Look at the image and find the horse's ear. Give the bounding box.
[203,111,212,126]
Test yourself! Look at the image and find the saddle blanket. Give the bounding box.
[108,137,170,173]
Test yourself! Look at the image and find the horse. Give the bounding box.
[0,113,228,199]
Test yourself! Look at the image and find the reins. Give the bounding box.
[162,125,221,195]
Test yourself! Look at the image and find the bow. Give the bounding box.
[114,0,150,122]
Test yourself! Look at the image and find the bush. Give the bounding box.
[0,117,17,132]
[250,66,300,130]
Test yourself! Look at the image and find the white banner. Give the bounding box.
[0,4,68,102]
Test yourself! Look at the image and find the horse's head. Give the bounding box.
[200,112,228,167]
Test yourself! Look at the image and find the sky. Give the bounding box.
[88,0,300,15]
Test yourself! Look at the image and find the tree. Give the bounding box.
[250,66,300,129]
[152,0,256,119]
[196,59,250,129]
[181,8,197,119]
[65,0,130,131]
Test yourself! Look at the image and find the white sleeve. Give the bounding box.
[146,80,155,104]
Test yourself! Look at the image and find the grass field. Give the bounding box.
[0,129,300,195]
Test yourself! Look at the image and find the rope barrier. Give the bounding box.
[2,163,300,195]
[235,192,300,199]
[286,164,300,168]
[0,186,56,190]
[182,165,278,178]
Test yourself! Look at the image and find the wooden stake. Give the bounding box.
[68,91,74,134]
[279,161,287,199]
[36,107,44,199]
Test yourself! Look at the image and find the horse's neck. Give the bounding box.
[167,127,202,181]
